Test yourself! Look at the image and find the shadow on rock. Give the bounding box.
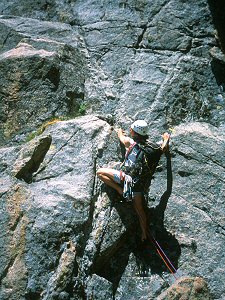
[208,0,225,53]
[135,152,181,276]
[93,153,181,294]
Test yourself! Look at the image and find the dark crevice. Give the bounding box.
[81,193,115,274]
[73,278,87,300]
[127,44,190,53]
[25,292,41,300]
[89,206,115,270]
[192,204,210,215]
[15,136,52,183]
[216,224,225,236]
[91,156,98,197]
[41,1,51,11]
[178,170,192,177]
[44,66,60,91]
[211,59,225,91]
[67,258,79,298]
[66,91,84,101]
[208,0,225,53]
[9,211,23,231]
[134,24,147,49]
[1,30,12,49]
[66,90,85,115]
[92,232,131,296]
[0,190,8,198]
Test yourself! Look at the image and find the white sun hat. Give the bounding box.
[131,120,148,136]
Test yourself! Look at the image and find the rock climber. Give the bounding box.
[97,120,170,242]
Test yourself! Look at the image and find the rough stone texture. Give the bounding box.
[0,0,225,300]
[12,134,52,183]
[0,16,89,145]
[158,276,212,300]
[43,241,77,300]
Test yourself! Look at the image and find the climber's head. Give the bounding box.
[130,120,148,136]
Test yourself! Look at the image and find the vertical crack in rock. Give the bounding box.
[91,155,98,198]
[0,211,29,296]
[92,230,129,292]
[80,165,111,259]
[91,205,114,259]
[134,24,147,49]
[78,128,120,286]
[42,241,77,300]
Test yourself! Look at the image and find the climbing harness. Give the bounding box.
[121,140,162,181]
[120,139,163,203]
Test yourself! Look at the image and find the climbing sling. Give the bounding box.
[122,174,133,200]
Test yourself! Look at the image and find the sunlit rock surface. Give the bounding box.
[0,1,225,299]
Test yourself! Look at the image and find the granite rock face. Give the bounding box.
[0,16,88,145]
[0,0,225,299]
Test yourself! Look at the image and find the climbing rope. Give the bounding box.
[147,230,178,280]
[134,203,178,280]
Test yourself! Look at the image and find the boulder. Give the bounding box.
[158,277,212,300]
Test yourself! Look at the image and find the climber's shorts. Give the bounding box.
[113,170,124,184]
[113,170,143,196]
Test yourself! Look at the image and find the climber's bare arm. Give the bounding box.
[116,128,131,148]
[161,132,170,152]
